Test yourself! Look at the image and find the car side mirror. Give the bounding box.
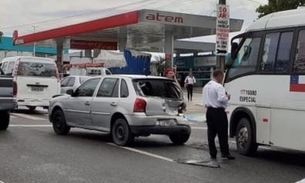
[66,89,74,96]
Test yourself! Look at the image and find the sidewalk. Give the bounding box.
[182,87,202,94]
[180,91,206,123]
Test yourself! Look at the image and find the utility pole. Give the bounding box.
[32,26,37,57]
[216,0,228,72]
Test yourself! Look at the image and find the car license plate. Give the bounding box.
[157,119,177,126]
[31,87,44,92]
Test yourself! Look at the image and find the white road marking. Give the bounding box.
[11,113,46,121]
[10,115,17,119]
[0,180,5,183]
[9,125,52,127]
[107,143,174,163]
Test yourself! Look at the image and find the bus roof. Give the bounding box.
[246,7,305,32]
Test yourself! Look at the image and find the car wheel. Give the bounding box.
[27,106,36,112]
[169,134,190,145]
[236,118,258,156]
[52,110,70,135]
[112,118,134,146]
[0,111,10,131]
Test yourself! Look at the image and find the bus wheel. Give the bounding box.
[236,118,258,156]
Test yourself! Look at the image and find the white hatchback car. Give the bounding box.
[60,75,91,94]
[49,75,191,146]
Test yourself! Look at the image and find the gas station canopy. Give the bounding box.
[12,9,244,52]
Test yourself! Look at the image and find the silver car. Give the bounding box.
[60,75,91,94]
[49,75,191,146]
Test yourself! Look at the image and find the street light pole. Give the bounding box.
[32,26,37,57]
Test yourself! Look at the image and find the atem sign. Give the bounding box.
[145,13,183,24]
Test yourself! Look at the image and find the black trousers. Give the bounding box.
[186,84,193,100]
[206,107,230,158]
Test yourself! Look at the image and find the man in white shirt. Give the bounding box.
[202,70,235,160]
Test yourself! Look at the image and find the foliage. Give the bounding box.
[256,0,305,18]
[151,56,166,76]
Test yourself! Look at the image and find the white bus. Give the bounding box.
[224,7,305,155]
[0,56,60,111]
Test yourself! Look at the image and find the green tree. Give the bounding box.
[151,56,166,76]
[256,0,305,18]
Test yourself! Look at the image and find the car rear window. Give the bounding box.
[133,79,182,99]
[17,61,56,77]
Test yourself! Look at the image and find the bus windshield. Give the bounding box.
[226,35,261,81]
[17,61,56,77]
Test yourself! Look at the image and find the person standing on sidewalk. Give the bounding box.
[184,72,196,101]
[202,69,235,160]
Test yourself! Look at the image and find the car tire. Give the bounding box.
[112,118,134,146]
[52,110,70,135]
[236,118,258,156]
[27,106,36,112]
[0,111,10,131]
[169,134,190,145]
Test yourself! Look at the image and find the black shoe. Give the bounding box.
[221,154,235,160]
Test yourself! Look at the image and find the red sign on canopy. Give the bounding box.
[70,40,117,50]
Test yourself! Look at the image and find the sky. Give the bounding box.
[0,0,268,54]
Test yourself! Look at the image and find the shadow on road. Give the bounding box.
[56,131,177,148]
[247,148,305,167]
[11,108,48,115]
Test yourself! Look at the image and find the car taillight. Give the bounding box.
[13,81,17,96]
[133,98,146,113]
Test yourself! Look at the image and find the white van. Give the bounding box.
[65,63,112,76]
[0,56,60,111]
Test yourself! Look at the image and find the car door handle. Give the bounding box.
[111,102,117,106]
[84,101,90,106]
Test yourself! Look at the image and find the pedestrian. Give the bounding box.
[184,72,196,101]
[202,69,235,160]
[164,68,181,89]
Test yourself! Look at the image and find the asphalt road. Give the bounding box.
[0,105,305,183]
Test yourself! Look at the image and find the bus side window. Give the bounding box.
[260,32,293,72]
[275,32,293,72]
[260,33,280,71]
[293,30,305,72]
